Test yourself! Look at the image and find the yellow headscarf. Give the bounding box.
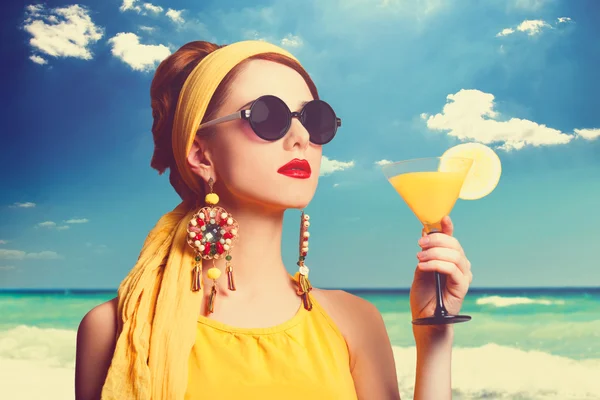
[101,41,298,400]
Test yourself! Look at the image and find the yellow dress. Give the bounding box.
[185,293,358,399]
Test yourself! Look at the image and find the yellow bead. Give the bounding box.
[205,193,219,205]
[207,267,221,280]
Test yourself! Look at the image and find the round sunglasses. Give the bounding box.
[197,95,342,145]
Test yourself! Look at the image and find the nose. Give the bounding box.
[283,115,310,151]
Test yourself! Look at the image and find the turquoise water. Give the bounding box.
[1,288,599,399]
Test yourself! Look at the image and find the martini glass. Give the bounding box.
[382,157,473,325]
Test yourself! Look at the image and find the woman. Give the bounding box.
[75,40,473,400]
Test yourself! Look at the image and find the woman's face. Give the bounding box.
[190,59,322,211]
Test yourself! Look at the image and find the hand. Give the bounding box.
[409,216,473,330]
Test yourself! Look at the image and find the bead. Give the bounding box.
[227,218,233,225]
[216,242,224,254]
[199,245,205,251]
[220,229,226,234]
[203,245,211,255]
[194,240,201,247]
[199,213,205,219]
[226,255,232,261]
[223,244,230,251]
[195,256,201,261]
[225,238,231,245]
[223,232,233,240]
[190,219,197,227]
[302,246,309,253]
[299,266,309,276]
[303,214,310,221]
[210,219,216,224]
[188,232,196,238]
[303,221,310,228]
[196,218,204,226]
[220,212,228,219]
[231,228,238,236]
[303,232,310,238]
[299,256,305,261]
[201,226,206,231]
[219,218,228,227]
[209,211,216,218]
[201,238,206,244]
[207,267,221,280]
[219,238,225,244]
[205,193,219,205]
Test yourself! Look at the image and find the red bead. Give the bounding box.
[219,218,228,226]
[223,232,233,239]
[301,251,307,257]
[203,245,211,255]
[196,218,205,226]
[216,242,224,254]
[195,234,202,241]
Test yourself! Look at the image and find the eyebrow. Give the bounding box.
[237,99,311,111]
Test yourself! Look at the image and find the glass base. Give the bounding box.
[412,314,472,325]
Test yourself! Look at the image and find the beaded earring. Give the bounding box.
[295,211,313,311]
[186,177,239,313]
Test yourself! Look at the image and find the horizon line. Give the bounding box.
[0,286,599,293]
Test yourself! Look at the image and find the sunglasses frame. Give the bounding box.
[197,95,342,145]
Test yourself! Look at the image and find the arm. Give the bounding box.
[75,298,118,400]
[350,298,401,400]
[413,326,454,400]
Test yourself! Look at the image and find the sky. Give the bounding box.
[1,0,599,289]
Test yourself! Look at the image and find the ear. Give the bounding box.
[186,135,215,185]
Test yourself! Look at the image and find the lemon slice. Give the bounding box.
[440,143,502,200]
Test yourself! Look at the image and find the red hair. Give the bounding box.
[149,41,319,200]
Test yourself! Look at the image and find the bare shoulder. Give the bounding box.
[311,288,387,354]
[312,288,400,399]
[75,297,119,400]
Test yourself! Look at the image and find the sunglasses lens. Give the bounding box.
[250,96,290,140]
[302,100,338,145]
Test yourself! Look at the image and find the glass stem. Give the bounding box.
[424,228,448,318]
[434,271,448,317]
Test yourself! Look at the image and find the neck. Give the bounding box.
[199,198,296,298]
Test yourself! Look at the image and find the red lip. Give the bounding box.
[277,158,312,179]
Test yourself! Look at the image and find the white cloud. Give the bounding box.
[496,19,554,37]
[166,8,185,24]
[65,218,89,224]
[108,32,171,72]
[333,183,340,188]
[281,34,303,48]
[120,0,142,13]
[496,28,515,37]
[0,249,62,260]
[574,129,600,141]
[37,221,57,228]
[320,156,355,176]
[36,221,70,230]
[29,55,47,65]
[375,159,393,166]
[422,89,575,151]
[0,240,7,245]
[557,17,572,24]
[23,4,103,61]
[517,20,552,35]
[10,202,36,208]
[143,3,163,14]
[139,26,155,32]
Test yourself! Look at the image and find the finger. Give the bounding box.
[419,232,463,254]
[417,260,464,284]
[441,216,454,236]
[417,247,461,265]
[417,247,471,275]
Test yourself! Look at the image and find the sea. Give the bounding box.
[0,287,598,400]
